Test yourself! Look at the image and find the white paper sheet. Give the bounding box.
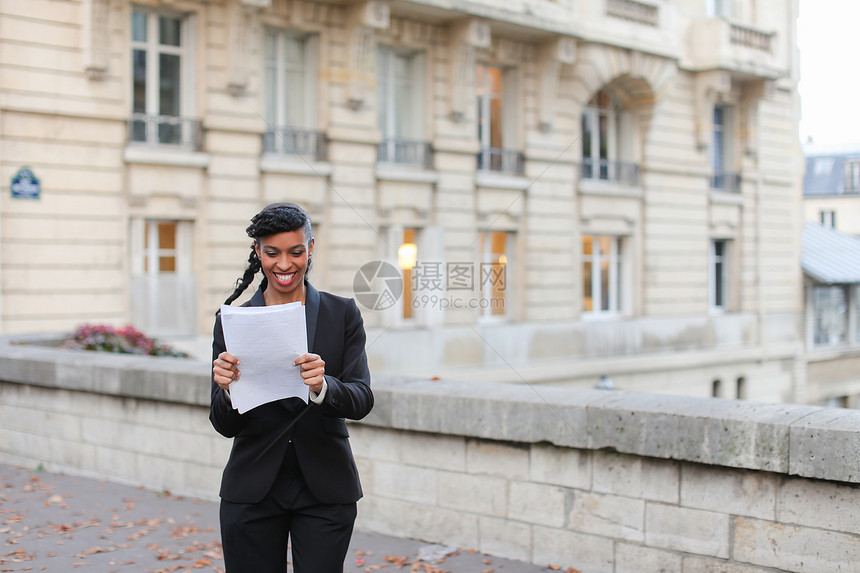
[219,302,309,414]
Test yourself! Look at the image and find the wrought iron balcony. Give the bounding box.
[477,147,525,176]
[377,139,434,169]
[128,114,203,150]
[710,171,741,192]
[263,128,328,161]
[580,159,640,186]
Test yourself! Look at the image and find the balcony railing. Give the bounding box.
[129,114,203,149]
[730,23,774,52]
[263,128,328,160]
[606,0,659,27]
[377,138,434,169]
[710,171,742,192]
[477,147,525,176]
[580,159,640,186]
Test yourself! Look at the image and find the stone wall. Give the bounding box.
[0,340,857,572]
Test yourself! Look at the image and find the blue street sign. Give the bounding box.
[11,167,41,199]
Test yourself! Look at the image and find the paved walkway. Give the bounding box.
[0,464,572,573]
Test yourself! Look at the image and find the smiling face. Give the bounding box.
[254,229,314,305]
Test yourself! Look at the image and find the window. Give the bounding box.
[377,47,429,167]
[856,286,860,344]
[399,228,419,321]
[736,377,747,399]
[710,239,729,310]
[583,235,624,314]
[712,379,722,398]
[130,219,196,336]
[479,231,511,318]
[706,0,731,18]
[814,158,834,176]
[845,160,860,192]
[263,29,323,158]
[581,90,638,184]
[476,64,522,175]
[130,8,199,147]
[812,285,848,346]
[711,106,738,190]
[825,395,849,409]
[820,210,836,228]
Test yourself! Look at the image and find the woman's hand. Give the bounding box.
[295,353,325,394]
[213,351,240,392]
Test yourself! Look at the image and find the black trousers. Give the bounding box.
[219,444,357,573]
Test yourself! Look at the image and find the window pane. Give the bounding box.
[598,112,608,179]
[158,222,177,250]
[132,49,147,113]
[286,67,305,126]
[714,259,724,307]
[814,286,847,345]
[265,65,277,125]
[159,53,181,116]
[582,235,593,312]
[490,96,503,148]
[582,235,594,257]
[283,36,307,127]
[402,228,416,320]
[615,239,622,310]
[159,256,176,272]
[264,30,277,61]
[488,67,502,95]
[583,261,593,312]
[490,246,506,315]
[856,286,860,343]
[600,257,610,311]
[713,107,724,172]
[394,54,412,137]
[159,16,181,47]
[132,11,147,43]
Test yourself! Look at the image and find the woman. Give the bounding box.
[210,202,373,573]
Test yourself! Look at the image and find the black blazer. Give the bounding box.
[210,283,373,505]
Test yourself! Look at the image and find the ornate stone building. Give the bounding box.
[0,0,806,402]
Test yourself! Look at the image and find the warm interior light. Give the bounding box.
[398,242,417,270]
[497,254,507,266]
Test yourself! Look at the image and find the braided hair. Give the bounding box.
[222,202,313,307]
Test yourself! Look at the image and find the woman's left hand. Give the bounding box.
[295,353,325,394]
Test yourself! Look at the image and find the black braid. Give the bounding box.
[220,202,313,308]
[222,246,263,307]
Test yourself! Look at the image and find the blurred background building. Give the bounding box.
[0,0,815,403]
[801,145,860,407]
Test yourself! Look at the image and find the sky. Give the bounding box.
[797,0,860,146]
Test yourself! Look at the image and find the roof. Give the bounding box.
[802,143,860,197]
[802,222,860,285]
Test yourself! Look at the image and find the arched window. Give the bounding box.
[581,89,638,185]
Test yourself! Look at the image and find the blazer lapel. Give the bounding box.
[305,281,320,353]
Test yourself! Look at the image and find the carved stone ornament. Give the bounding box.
[694,70,732,151]
[448,19,490,122]
[83,0,111,79]
[538,38,577,132]
[228,1,264,96]
[345,2,390,109]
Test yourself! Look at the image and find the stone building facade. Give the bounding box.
[0,0,806,401]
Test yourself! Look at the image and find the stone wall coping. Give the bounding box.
[3,335,857,484]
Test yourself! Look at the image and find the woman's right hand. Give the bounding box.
[213,351,240,392]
